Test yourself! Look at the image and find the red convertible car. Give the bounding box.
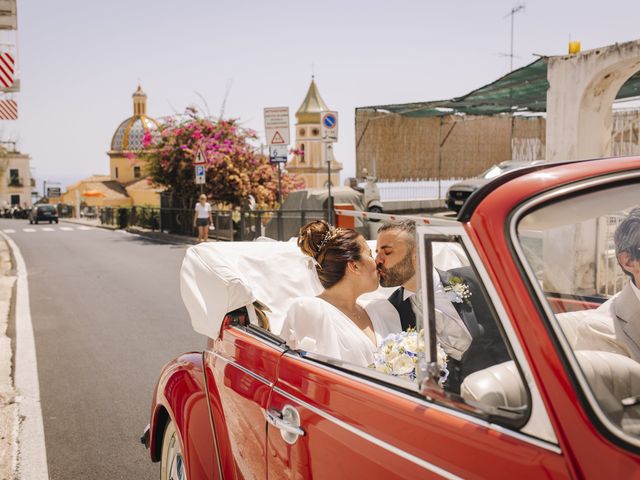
[143,156,640,479]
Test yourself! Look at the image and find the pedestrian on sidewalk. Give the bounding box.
[193,194,213,243]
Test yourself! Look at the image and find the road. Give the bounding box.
[1,219,204,479]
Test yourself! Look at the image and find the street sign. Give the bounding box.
[194,148,205,165]
[264,107,290,146]
[320,111,338,142]
[47,187,61,198]
[195,164,206,185]
[269,144,288,164]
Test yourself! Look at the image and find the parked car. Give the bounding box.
[446,160,544,213]
[143,156,640,479]
[29,204,59,224]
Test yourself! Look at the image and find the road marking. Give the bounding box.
[76,226,94,231]
[22,228,36,233]
[0,232,50,479]
[2,229,14,233]
[41,227,54,232]
[58,227,73,231]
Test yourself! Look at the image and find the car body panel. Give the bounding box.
[146,156,640,478]
[267,352,568,479]
[204,325,284,479]
[148,353,218,479]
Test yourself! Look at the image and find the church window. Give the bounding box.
[299,144,305,163]
[134,166,141,178]
[312,128,319,136]
[299,128,306,136]
[115,167,119,179]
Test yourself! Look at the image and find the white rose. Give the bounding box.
[391,354,415,376]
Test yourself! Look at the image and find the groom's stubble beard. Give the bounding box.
[378,248,415,287]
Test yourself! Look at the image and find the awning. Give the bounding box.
[359,57,640,117]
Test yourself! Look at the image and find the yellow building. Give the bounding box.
[62,86,164,209]
[287,79,342,188]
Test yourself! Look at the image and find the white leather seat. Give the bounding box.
[461,350,640,434]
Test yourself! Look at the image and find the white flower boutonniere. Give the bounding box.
[443,276,472,307]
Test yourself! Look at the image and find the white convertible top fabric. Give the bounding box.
[180,238,469,341]
[180,240,323,339]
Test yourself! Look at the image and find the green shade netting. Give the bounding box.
[360,58,640,118]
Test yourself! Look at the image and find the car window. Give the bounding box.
[416,232,529,428]
[515,180,640,445]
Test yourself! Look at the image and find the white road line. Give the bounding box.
[2,229,15,233]
[58,227,73,231]
[0,232,49,479]
[76,226,94,231]
[41,227,54,232]
[22,228,36,233]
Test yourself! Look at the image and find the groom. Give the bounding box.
[375,220,472,363]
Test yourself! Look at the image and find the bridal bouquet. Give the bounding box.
[371,329,449,385]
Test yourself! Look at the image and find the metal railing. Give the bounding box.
[99,206,328,241]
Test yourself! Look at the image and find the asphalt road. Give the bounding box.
[1,219,204,479]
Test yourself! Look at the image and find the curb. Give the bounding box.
[0,233,17,480]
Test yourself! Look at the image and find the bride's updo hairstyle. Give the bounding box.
[298,220,362,289]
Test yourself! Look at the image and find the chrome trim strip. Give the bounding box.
[273,386,464,480]
[209,350,274,388]
[289,351,562,455]
[509,170,640,450]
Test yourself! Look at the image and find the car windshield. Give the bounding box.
[515,180,640,445]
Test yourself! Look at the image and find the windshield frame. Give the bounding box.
[508,169,640,451]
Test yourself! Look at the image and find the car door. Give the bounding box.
[204,314,286,479]
[265,224,571,479]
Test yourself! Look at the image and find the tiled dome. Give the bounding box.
[110,116,160,151]
[110,85,160,151]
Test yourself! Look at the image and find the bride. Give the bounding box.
[280,220,401,367]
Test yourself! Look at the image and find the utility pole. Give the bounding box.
[503,4,525,71]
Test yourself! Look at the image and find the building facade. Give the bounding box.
[63,86,164,209]
[0,148,32,208]
[287,79,342,188]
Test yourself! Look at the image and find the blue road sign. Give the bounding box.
[323,113,336,128]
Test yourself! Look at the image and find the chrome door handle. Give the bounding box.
[267,405,305,444]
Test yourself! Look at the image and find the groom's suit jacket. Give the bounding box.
[437,266,510,393]
[388,287,416,332]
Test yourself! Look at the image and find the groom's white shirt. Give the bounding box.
[403,270,472,361]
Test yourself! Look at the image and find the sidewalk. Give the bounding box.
[60,217,201,245]
[0,234,17,480]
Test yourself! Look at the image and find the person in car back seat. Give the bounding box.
[375,220,472,366]
[280,220,401,367]
[572,208,640,361]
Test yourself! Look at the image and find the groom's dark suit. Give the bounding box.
[388,287,416,331]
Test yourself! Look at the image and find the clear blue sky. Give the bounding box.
[9,0,640,191]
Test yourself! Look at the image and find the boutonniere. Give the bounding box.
[443,276,472,307]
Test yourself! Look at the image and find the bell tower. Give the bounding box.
[287,78,342,188]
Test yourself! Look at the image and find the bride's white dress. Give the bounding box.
[280,296,402,367]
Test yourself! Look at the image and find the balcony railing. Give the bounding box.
[8,177,23,187]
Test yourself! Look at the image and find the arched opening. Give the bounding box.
[611,71,640,157]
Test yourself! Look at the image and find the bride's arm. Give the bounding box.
[281,297,332,354]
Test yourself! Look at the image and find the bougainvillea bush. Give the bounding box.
[142,110,304,210]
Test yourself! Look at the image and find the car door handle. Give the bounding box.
[267,406,305,444]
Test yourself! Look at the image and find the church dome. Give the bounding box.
[110,86,160,151]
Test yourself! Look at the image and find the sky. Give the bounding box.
[7,0,640,193]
